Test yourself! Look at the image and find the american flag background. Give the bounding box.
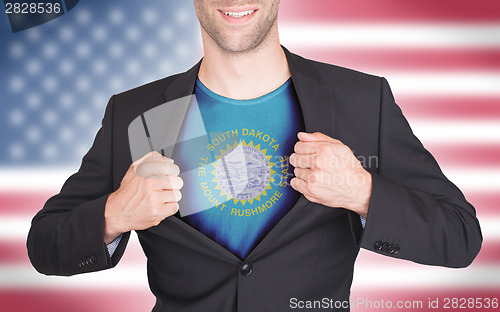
[0,0,499,311]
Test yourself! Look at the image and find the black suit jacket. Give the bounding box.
[27,47,482,311]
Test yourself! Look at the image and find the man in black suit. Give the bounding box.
[27,1,482,311]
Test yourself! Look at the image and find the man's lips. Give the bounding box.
[220,9,256,18]
[218,8,258,24]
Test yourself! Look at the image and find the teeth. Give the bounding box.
[222,10,255,18]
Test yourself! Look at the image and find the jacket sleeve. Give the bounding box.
[357,77,482,268]
[27,95,130,276]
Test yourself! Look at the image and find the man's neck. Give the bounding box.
[197,29,291,100]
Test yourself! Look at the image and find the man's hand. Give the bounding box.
[289,132,371,218]
[104,151,183,244]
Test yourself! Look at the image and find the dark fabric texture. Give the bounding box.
[27,47,482,311]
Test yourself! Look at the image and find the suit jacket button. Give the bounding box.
[374,241,383,251]
[240,263,253,276]
[393,245,400,254]
[381,242,389,252]
[387,244,395,254]
[89,256,97,265]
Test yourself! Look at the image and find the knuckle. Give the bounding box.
[166,202,179,215]
[178,176,184,188]
[173,190,182,202]
[306,182,316,196]
[167,163,180,176]
[312,156,323,168]
[294,142,301,151]
[173,176,184,189]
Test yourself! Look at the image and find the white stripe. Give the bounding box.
[441,168,500,193]
[2,215,499,242]
[0,167,77,191]
[0,262,498,289]
[352,265,500,288]
[280,23,500,48]
[385,72,500,96]
[410,119,500,145]
[0,265,148,290]
[0,233,148,290]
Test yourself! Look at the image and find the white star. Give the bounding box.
[26,59,41,76]
[76,110,90,126]
[109,42,124,58]
[42,144,58,160]
[59,127,75,143]
[126,25,141,42]
[59,26,75,42]
[9,76,25,92]
[93,25,108,42]
[142,42,157,58]
[76,42,91,59]
[176,9,191,25]
[9,42,24,58]
[142,9,157,25]
[9,110,25,126]
[59,59,75,75]
[42,110,58,126]
[9,144,25,160]
[43,42,58,59]
[43,76,58,93]
[76,76,91,92]
[59,93,74,109]
[76,9,91,25]
[109,8,125,25]
[26,126,41,143]
[26,93,42,110]
[158,26,174,41]
[92,59,108,75]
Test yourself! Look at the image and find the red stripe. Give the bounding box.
[280,0,500,22]
[0,239,146,265]
[466,193,500,215]
[1,239,498,265]
[0,241,29,265]
[0,290,154,312]
[292,49,500,72]
[425,144,500,167]
[397,97,500,120]
[0,289,498,312]
[0,192,49,215]
[356,240,500,267]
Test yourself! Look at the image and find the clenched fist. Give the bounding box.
[104,151,183,244]
[289,132,371,218]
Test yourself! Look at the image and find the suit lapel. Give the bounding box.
[163,60,201,102]
[157,48,338,260]
[284,47,336,137]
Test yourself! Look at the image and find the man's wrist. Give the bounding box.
[349,171,372,219]
[104,192,125,244]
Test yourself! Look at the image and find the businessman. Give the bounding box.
[28,1,482,311]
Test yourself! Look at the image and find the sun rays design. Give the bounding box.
[211,140,276,206]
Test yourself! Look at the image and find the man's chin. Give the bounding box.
[215,34,268,55]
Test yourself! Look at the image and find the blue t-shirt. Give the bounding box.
[173,78,305,259]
